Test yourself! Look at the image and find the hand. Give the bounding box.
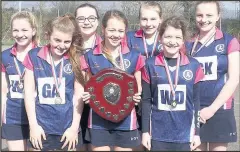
[133,92,141,104]
[81,92,90,104]
[190,135,201,151]
[29,124,46,150]
[200,106,216,121]
[61,127,78,150]
[142,132,151,151]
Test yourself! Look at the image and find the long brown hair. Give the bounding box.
[44,14,85,85]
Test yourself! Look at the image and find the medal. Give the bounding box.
[49,51,64,104]
[55,96,62,104]
[102,44,125,71]
[143,32,159,58]
[13,57,26,90]
[18,82,24,89]
[163,54,181,108]
[171,100,177,108]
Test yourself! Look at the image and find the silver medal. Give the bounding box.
[55,97,62,104]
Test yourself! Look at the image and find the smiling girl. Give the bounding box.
[141,16,204,151]
[1,11,38,151]
[185,1,240,151]
[80,10,145,151]
[22,14,85,151]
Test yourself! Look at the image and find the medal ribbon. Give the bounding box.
[13,42,36,81]
[49,52,64,97]
[191,31,216,56]
[143,32,159,58]
[163,55,181,100]
[13,57,26,81]
[102,45,125,71]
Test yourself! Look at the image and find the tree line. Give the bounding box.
[2,1,240,45]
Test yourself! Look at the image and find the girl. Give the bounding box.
[1,11,38,151]
[141,16,204,151]
[126,1,163,58]
[126,3,163,149]
[185,1,239,151]
[80,10,145,151]
[75,3,102,151]
[22,14,85,151]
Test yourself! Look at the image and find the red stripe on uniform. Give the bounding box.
[1,63,6,72]
[131,108,137,130]
[194,66,205,84]
[228,38,240,54]
[225,96,233,110]
[141,66,150,84]
[135,55,145,72]
[88,108,92,128]
[22,54,34,71]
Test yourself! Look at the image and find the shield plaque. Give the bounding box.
[84,68,138,123]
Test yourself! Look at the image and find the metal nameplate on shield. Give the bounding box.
[84,68,138,123]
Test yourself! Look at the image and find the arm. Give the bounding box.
[70,80,85,130]
[210,51,239,112]
[141,66,152,133]
[141,66,152,150]
[23,54,46,149]
[190,64,204,150]
[133,54,145,103]
[24,67,38,127]
[201,39,239,118]
[61,80,85,150]
[1,71,8,125]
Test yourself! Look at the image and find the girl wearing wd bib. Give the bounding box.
[80,10,145,151]
[141,16,204,151]
[1,11,38,151]
[23,14,85,151]
[185,1,239,151]
[75,3,102,151]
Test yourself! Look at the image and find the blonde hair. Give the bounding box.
[139,2,162,18]
[11,11,39,44]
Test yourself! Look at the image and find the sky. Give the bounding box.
[2,1,240,19]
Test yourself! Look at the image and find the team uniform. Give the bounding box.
[1,43,36,140]
[80,34,102,144]
[141,51,204,151]
[126,29,162,132]
[185,28,240,142]
[22,45,83,150]
[80,41,145,148]
[126,30,162,57]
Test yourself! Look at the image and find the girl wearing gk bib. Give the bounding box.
[23,14,85,151]
[141,16,204,151]
[1,11,38,151]
[80,10,145,151]
[75,3,102,151]
[185,1,239,151]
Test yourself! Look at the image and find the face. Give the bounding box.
[161,26,184,56]
[49,28,73,57]
[196,2,220,33]
[103,18,126,48]
[76,7,99,37]
[140,7,162,37]
[12,19,36,47]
